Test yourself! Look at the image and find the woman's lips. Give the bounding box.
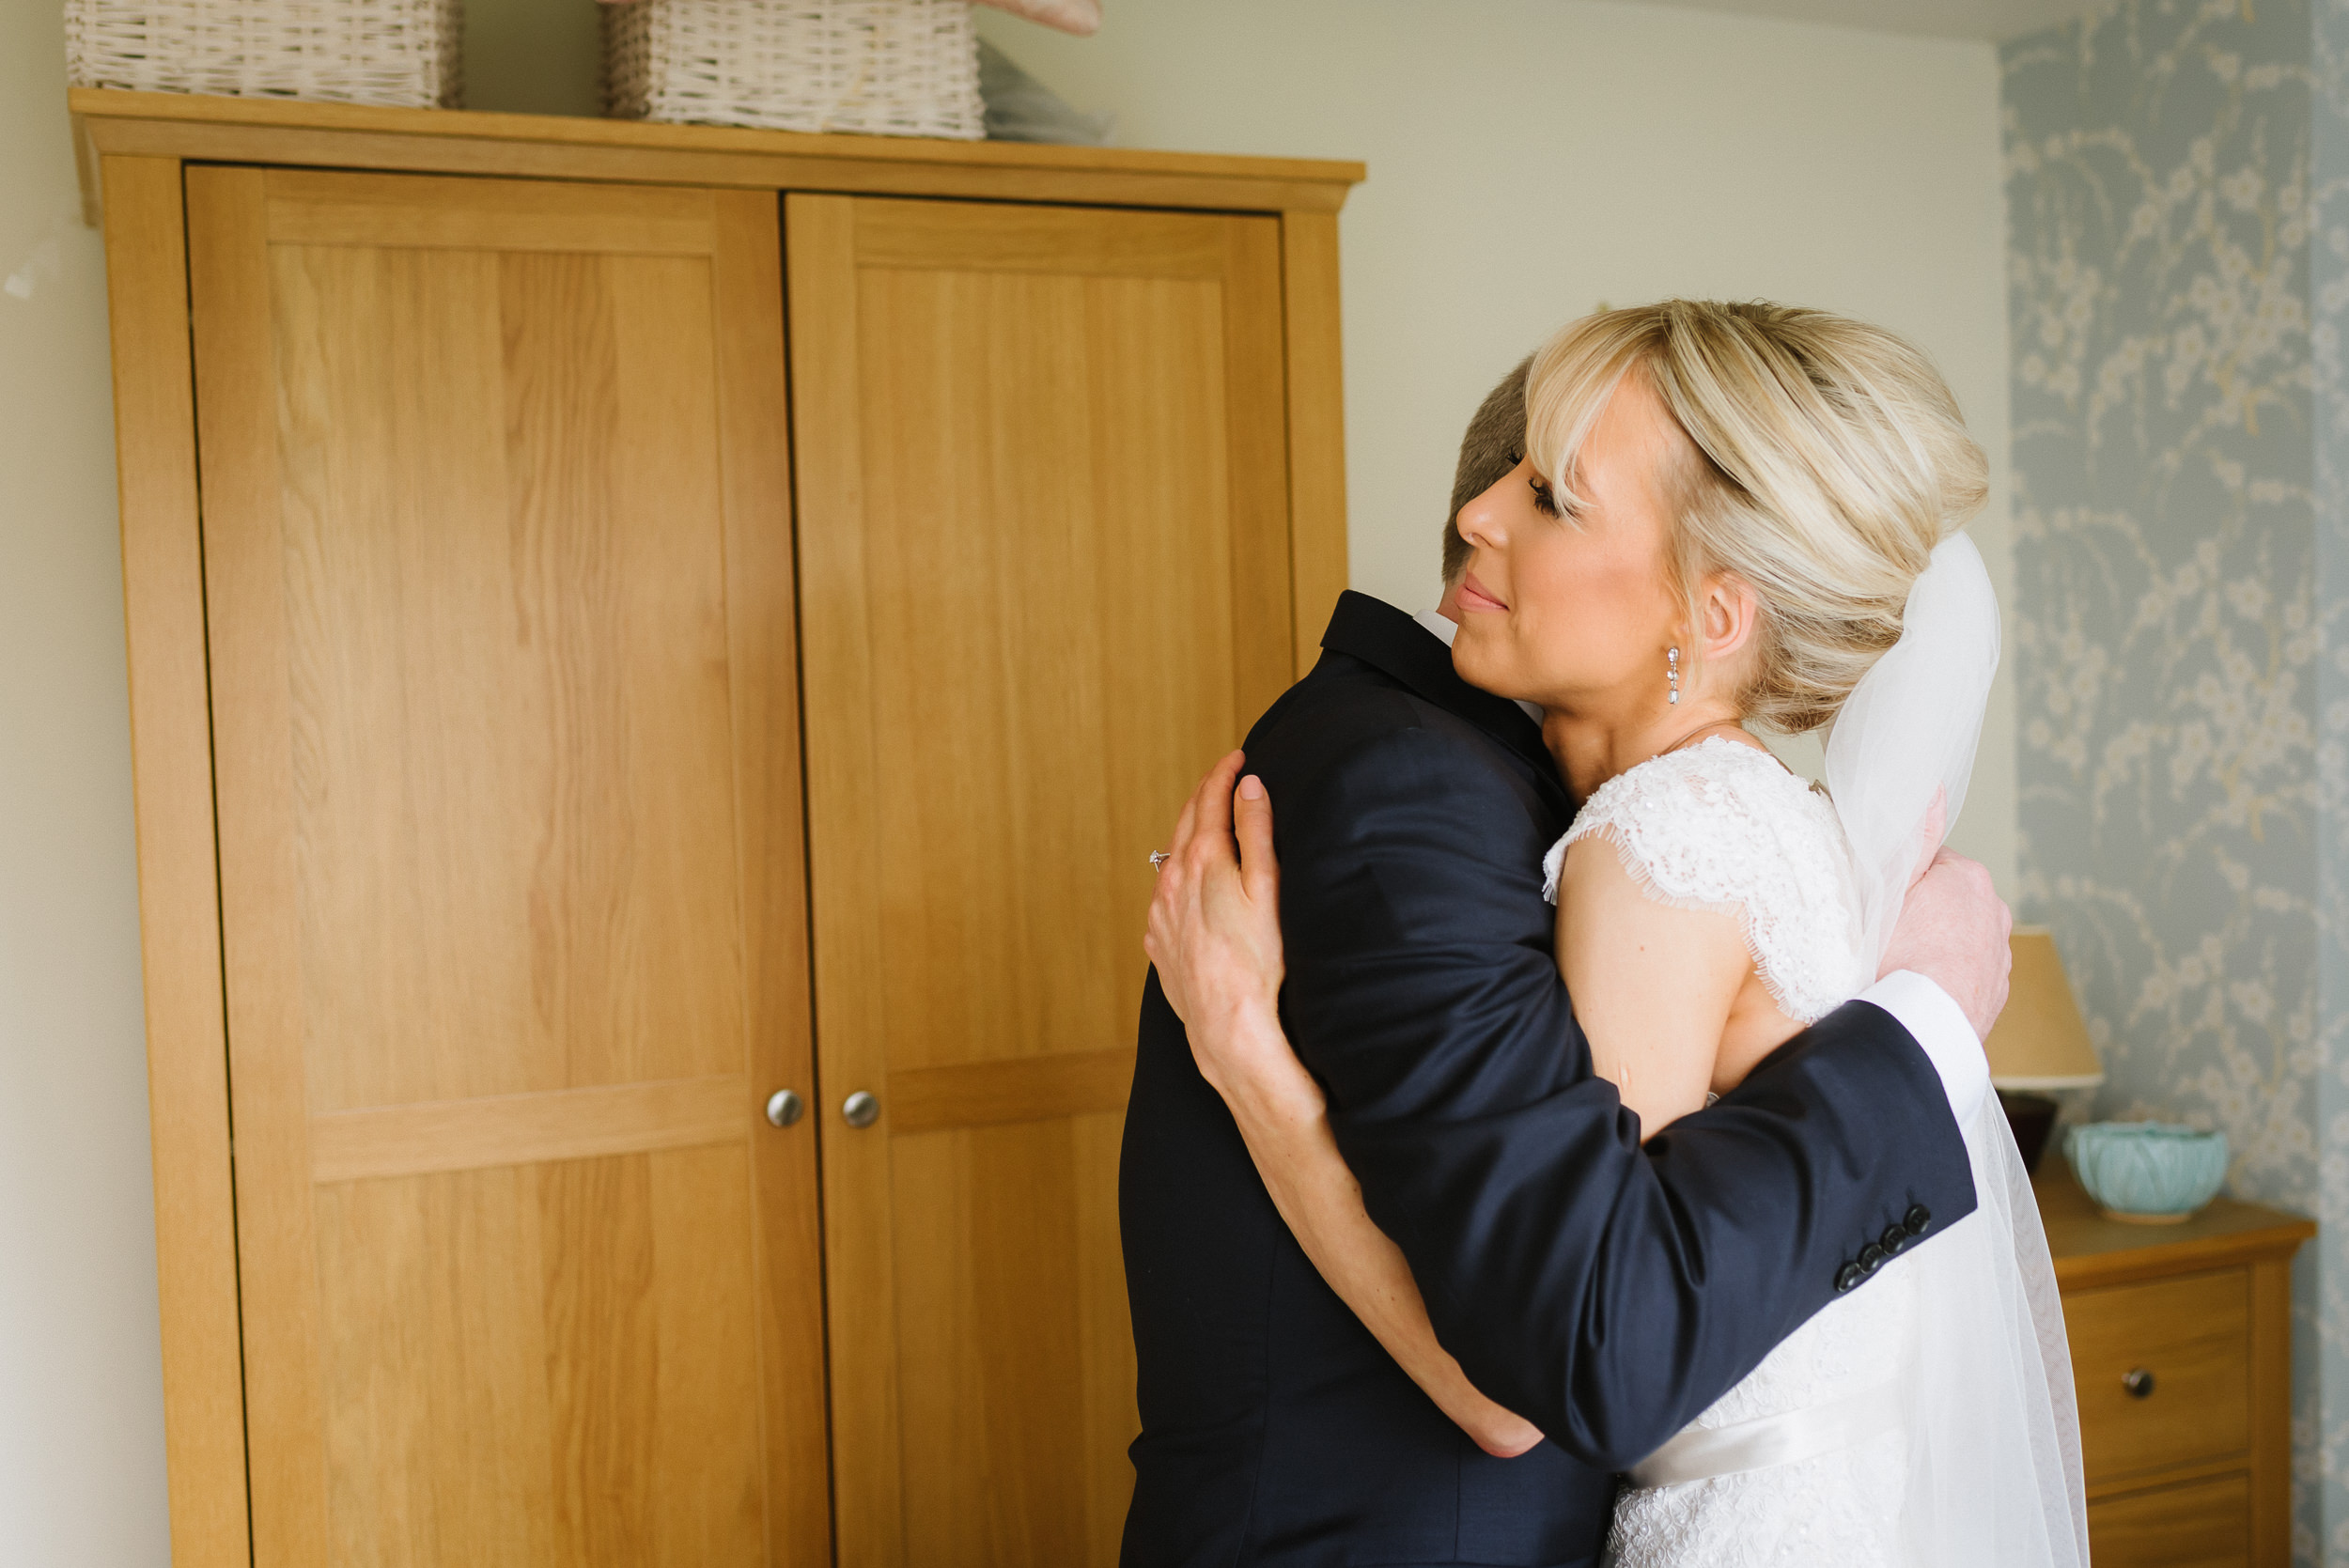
[1457,572,1509,613]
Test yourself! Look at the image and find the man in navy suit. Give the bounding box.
[1117,363,2010,1567]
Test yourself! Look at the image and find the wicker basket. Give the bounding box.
[65,0,462,107]
[604,0,983,140]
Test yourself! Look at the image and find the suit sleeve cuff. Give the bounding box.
[1858,970,1988,1126]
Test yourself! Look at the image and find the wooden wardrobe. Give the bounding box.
[77,89,1358,1568]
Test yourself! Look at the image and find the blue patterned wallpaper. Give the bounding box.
[2001,0,2335,1555]
[2319,2,2349,1557]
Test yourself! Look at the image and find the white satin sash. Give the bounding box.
[1626,1380,1907,1490]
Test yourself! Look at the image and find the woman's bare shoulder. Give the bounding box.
[1554,831,1753,1130]
[1547,737,1858,1025]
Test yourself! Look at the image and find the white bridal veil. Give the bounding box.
[1823,532,2091,1567]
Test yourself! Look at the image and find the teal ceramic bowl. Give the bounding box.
[2063,1121,2229,1223]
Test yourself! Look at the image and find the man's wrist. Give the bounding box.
[1859,970,1989,1126]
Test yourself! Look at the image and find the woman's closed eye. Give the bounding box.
[1507,448,1569,520]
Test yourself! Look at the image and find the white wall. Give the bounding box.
[0,4,174,1565]
[0,3,2013,1556]
[977,0,2017,887]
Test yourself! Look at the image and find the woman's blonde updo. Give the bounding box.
[1524,300,1987,734]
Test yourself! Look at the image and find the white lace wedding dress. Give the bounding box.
[1542,737,1921,1568]
[1522,537,2086,1568]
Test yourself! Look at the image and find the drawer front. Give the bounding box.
[2086,1472,2251,1568]
[2066,1268,2251,1484]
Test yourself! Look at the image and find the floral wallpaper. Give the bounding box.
[2002,0,2337,1555]
[2320,3,2349,1553]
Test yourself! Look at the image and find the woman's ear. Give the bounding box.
[1698,573,1761,664]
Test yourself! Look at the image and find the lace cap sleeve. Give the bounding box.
[1541,737,1861,1023]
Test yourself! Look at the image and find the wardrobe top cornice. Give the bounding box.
[70,87,1364,223]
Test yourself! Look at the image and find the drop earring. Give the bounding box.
[1667,646,1681,706]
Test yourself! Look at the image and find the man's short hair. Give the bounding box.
[1441,355,1533,583]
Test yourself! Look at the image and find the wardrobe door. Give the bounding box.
[187,167,828,1568]
[787,193,1297,1567]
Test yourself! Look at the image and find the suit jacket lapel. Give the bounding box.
[1317,592,1567,804]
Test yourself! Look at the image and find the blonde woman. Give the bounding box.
[1142,303,2085,1565]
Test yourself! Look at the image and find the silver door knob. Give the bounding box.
[764,1089,804,1128]
[842,1090,880,1128]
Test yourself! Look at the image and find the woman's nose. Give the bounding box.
[1455,476,1510,551]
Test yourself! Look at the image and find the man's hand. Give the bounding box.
[1878,848,2013,1039]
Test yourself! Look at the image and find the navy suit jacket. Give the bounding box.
[1118,592,1976,1568]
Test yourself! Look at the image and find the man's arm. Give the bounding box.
[1267,726,1978,1467]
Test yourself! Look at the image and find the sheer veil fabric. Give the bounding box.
[1823,534,2090,1567]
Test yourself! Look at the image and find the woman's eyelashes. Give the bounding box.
[1508,449,1568,520]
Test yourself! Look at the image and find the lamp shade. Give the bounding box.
[1985,926,2104,1091]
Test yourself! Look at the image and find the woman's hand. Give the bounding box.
[1440,1387,1546,1460]
[1143,751,1293,1102]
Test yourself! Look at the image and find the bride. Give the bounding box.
[1144,301,2088,1565]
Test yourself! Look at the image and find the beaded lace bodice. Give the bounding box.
[1542,737,1916,1567]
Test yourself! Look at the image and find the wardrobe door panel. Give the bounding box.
[188,167,826,1568]
[788,192,1296,1568]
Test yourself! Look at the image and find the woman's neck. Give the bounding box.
[1541,693,1756,801]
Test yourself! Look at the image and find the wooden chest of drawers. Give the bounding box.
[2036,1166,2312,1566]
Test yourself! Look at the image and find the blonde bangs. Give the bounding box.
[1522,311,1659,518]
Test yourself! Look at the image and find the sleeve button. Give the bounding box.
[1835,1263,1863,1293]
[1904,1204,1932,1235]
[1858,1242,1887,1272]
[1880,1224,1909,1254]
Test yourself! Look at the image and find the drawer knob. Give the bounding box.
[764,1089,804,1128]
[843,1090,880,1128]
[2123,1367,2155,1400]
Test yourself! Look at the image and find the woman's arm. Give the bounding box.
[1207,1002,1543,1457]
[1552,835,1756,1135]
[1146,753,1541,1457]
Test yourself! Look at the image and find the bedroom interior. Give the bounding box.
[3,0,2341,1562]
